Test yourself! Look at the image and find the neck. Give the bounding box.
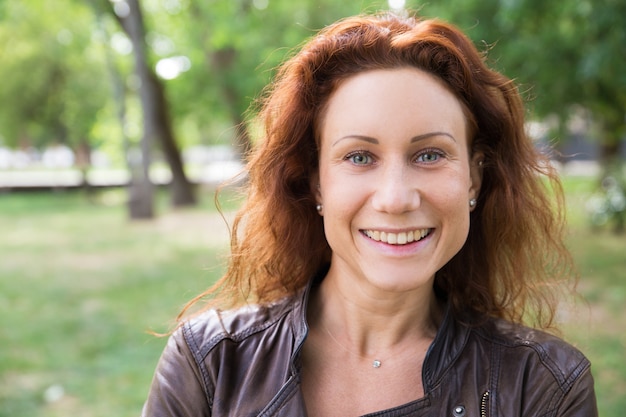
[308,271,443,359]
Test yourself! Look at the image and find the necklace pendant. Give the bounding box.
[372,359,381,368]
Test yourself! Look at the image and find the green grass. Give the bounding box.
[0,187,233,417]
[0,177,624,416]
[560,176,626,416]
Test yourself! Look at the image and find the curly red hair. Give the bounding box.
[181,12,574,329]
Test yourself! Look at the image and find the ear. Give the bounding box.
[469,151,484,202]
[310,170,322,205]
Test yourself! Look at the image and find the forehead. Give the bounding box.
[319,68,468,143]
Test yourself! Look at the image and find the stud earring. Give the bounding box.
[469,199,477,208]
[316,204,323,212]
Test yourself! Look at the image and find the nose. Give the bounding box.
[370,164,420,214]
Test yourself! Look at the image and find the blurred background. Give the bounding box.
[0,0,624,415]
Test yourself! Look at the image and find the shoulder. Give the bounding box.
[172,293,307,414]
[178,293,302,360]
[143,289,309,415]
[474,318,591,391]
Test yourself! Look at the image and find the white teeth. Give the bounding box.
[364,229,431,245]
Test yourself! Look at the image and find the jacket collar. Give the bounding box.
[288,272,319,374]
[421,305,471,390]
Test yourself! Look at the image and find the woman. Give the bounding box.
[142,12,597,416]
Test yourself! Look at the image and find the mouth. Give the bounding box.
[362,228,432,245]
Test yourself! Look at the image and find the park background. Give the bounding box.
[1,0,624,415]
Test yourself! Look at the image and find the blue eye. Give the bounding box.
[346,152,373,165]
[416,150,444,163]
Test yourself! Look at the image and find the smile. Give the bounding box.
[362,229,432,245]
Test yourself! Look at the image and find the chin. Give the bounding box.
[364,270,435,293]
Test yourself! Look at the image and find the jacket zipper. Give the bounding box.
[480,390,490,417]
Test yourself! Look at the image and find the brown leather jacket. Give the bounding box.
[142,281,597,416]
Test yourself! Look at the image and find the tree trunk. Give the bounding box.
[143,70,197,206]
[112,0,154,218]
[115,0,196,209]
[91,0,153,217]
[76,138,95,200]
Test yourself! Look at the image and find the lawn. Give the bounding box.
[0,187,234,416]
[560,176,626,416]
[0,177,624,416]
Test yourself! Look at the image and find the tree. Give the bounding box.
[0,0,109,157]
[104,0,196,211]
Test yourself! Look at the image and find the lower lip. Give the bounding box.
[360,230,433,255]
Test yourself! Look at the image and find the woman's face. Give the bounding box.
[315,68,482,294]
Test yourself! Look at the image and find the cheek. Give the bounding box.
[427,169,472,203]
[319,164,362,209]
[447,198,472,239]
[438,196,470,233]
[319,174,367,241]
[428,172,472,227]
[321,182,361,225]
[320,201,357,256]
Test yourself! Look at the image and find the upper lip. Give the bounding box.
[361,227,429,233]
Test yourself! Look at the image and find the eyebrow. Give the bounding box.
[332,131,456,146]
[412,131,456,143]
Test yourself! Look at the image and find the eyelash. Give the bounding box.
[344,148,447,165]
[415,148,447,163]
[345,150,373,165]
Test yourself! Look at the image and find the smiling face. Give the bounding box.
[315,68,482,294]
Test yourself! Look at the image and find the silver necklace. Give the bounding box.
[321,322,383,368]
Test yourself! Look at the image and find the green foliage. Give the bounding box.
[0,0,110,148]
